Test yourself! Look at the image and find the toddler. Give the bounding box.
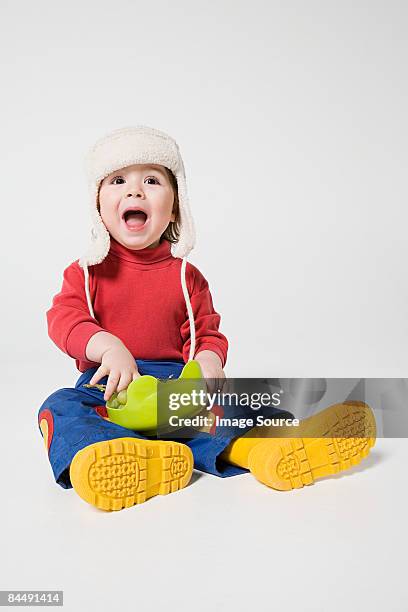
[38,126,376,511]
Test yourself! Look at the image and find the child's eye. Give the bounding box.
[145,176,160,185]
[111,176,125,184]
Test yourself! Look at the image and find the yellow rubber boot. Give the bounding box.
[219,437,259,469]
[219,402,357,469]
[69,437,193,511]
[247,401,376,491]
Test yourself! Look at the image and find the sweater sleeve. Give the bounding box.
[46,261,107,362]
[181,265,228,368]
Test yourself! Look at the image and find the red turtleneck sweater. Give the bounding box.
[47,238,228,372]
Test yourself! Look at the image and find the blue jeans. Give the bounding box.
[37,359,294,489]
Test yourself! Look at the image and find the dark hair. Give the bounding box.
[161,167,180,244]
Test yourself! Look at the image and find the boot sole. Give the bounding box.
[69,437,193,511]
[248,401,377,491]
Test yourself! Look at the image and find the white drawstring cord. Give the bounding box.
[181,256,196,362]
[83,263,95,319]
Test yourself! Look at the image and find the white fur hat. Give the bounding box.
[79,125,196,268]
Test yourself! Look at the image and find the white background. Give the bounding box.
[1,2,407,611]
[2,0,408,381]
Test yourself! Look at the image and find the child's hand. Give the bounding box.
[195,350,226,395]
[89,344,141,402]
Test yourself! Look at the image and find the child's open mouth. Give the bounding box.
[122,208,149,232]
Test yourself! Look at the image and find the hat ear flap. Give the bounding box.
[171,172,195,259]
[79,186,110,268]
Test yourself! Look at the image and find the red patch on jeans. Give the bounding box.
[209,405,224,435]
[94,405,108,418]
[38,409,54,453]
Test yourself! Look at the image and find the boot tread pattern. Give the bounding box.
[271,402,376,490]
[70,438,193,511]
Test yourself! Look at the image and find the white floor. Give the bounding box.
[2,360,407,612]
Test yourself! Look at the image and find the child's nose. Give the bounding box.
[126,188,145,198]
